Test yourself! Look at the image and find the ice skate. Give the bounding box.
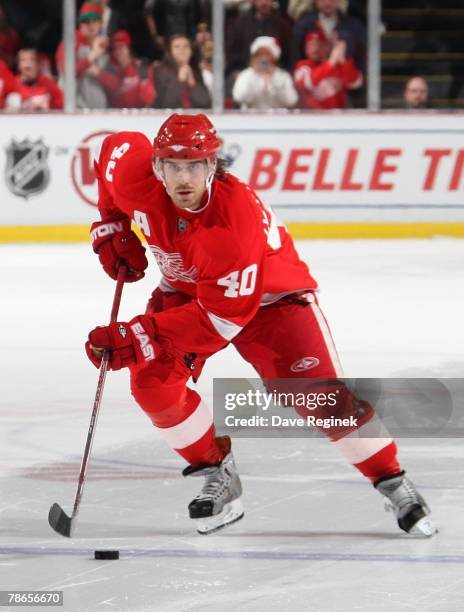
[183,438,244,535]
[375,471,437,537]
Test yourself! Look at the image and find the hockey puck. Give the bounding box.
[94,550,119,560]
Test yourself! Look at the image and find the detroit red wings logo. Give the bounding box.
[290,357,320,372]
[149,245,199,283]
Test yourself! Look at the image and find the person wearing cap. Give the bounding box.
[232,35,298,110]
[90,30,156,108]
[55,2,109,108]
[294,27,362,109]
[292,0,366,76]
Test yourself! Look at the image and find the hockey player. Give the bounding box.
[87,113,435,537]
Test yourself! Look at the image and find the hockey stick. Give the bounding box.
[48,264,126,537]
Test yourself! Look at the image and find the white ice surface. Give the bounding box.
[1,240,464,612]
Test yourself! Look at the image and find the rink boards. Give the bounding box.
[0,111,464,241]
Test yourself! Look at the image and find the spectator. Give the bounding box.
[55,2,109,109]
[226,0,293,74]
[224,1,251,55]
[152,34,210,108]
[0,57,15,108]
[288,0,312,20]
[403,76,429,110]
[5,48,63,110]
[0,3,20,68]
[232,36,297,109]
[292,0,365,71]
[199,36,213,95]
[144,0,210,55]
[294,28,362,109]
[91,30,156,108]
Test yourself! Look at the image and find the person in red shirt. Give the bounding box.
[6,48,63,110]
[86,113,435,537]
[0,58,16,108]
[91,30,156,108]
[294,28,363,109]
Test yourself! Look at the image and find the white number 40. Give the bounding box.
[217,264,258,298]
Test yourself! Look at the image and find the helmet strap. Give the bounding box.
[205,157,217,204]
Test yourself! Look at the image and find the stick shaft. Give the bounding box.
[69,265,126,533]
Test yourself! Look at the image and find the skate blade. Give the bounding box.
[195,499,244,535]
[410,515,437,537]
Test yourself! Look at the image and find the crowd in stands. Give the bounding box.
[0,0,431,112]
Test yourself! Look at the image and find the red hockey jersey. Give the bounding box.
[11,74,64,110]
[96,61,155,108]
[294,57,362,109]
[95,131,317,356]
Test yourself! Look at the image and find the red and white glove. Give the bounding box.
[90,217,148,283]
[85,315,158,370]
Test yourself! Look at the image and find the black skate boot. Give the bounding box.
[183,437,244,535]
[375,471,436,537]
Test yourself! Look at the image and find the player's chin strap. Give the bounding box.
[153,157,217,210]
[204,158,216,202]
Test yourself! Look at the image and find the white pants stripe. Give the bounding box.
[332,416,393,464]
[309,302,344,377]
[158,400,213,450]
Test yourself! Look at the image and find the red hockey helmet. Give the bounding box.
[152,113,222,160]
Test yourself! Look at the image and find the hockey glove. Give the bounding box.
[86,315,158,370]
[90,217,148,283]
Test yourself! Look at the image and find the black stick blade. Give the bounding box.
[48,503,72,537]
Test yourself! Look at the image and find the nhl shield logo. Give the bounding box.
[5,139,50,198]
[219,143,242,168]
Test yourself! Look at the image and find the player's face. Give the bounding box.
[161,159,210,210]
